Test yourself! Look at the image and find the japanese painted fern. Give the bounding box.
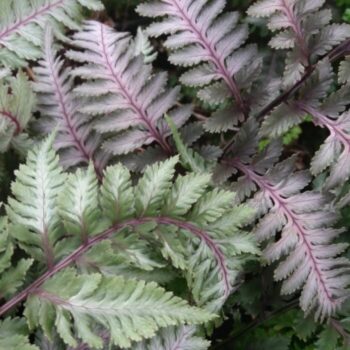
[0,135,256,348]
[0,0,103,67]
[2,0,350,348]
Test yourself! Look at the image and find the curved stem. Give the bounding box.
[0,216,229,316]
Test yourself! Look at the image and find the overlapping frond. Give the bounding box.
[0,317,37,350]
[6,135,66,267]
[260,59,350,188]
[0,70,35,153]
[0,0,103,67]
[67,21,192,158]
[3,137,257,348]
[33,27,107,175]
[0,217,33,299]
[137,0,261,129]
[248,0,350,86]
[134,27,158,64]
[25,269,213,349]
[219,120,350,320]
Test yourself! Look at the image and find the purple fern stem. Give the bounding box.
[229,158,338,313]
[0,216,230,316]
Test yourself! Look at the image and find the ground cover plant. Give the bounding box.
[0,0,350,349]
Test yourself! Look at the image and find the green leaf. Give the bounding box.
[162,173,211,217]
[0,71,35,153]
[0,217,13,274]
[6,134,66,264]
[189,189,235,224]
[165,114,211,173]
[0,258,33,298]
[27,268,214,348]
[316,327,340,350]
[134,326,210,350]
[59,164,100,240]
[135,156,179,216]
[0,0,103,67]
[101,164,135,223]
[0,317,38,350]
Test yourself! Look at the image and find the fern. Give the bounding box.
[134,27,158,64]
[218,120,350,320]
[165,114,214,173]
[25,269,213,349]
[0,0,103,67]
[0,216,33,299]
[0,317,37,350]
[339,56,350,84]
[134,326,210,350]
[67,21,192,159]
[248,0,350,87]
[33,26,107,176]
[0,70,35,153]
[0,136,257,347]
[1,0,350,347]
[6,134,67,268]
[260,59,350,188]
[137,0,261,129]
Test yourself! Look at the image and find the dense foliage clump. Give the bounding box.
[1,0,350,349]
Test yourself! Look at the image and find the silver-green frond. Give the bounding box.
[6,134,66,267]
[0,0,103,67]
[25,268,214,349]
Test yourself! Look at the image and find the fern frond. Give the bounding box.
[6,134,67,268]
[0,70,35,153]
[137,0,259,126]
[33,26,107,176]
[0,0,103,67]
[58,164,101,243]
[0,317,38,350]
[67,21,192,158]
[134,27,158,64]
[222,120,350,320]
[165,114,213,173]
[0,217,33,299]
[260,59,350,188]
[2,137,257,335]
[134,326,210,350]
[248,0,350,87]
[0,67,10,80]
[339,56,350,84]
[25,268,214,348]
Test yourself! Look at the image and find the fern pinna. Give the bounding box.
[1,0,350,348]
